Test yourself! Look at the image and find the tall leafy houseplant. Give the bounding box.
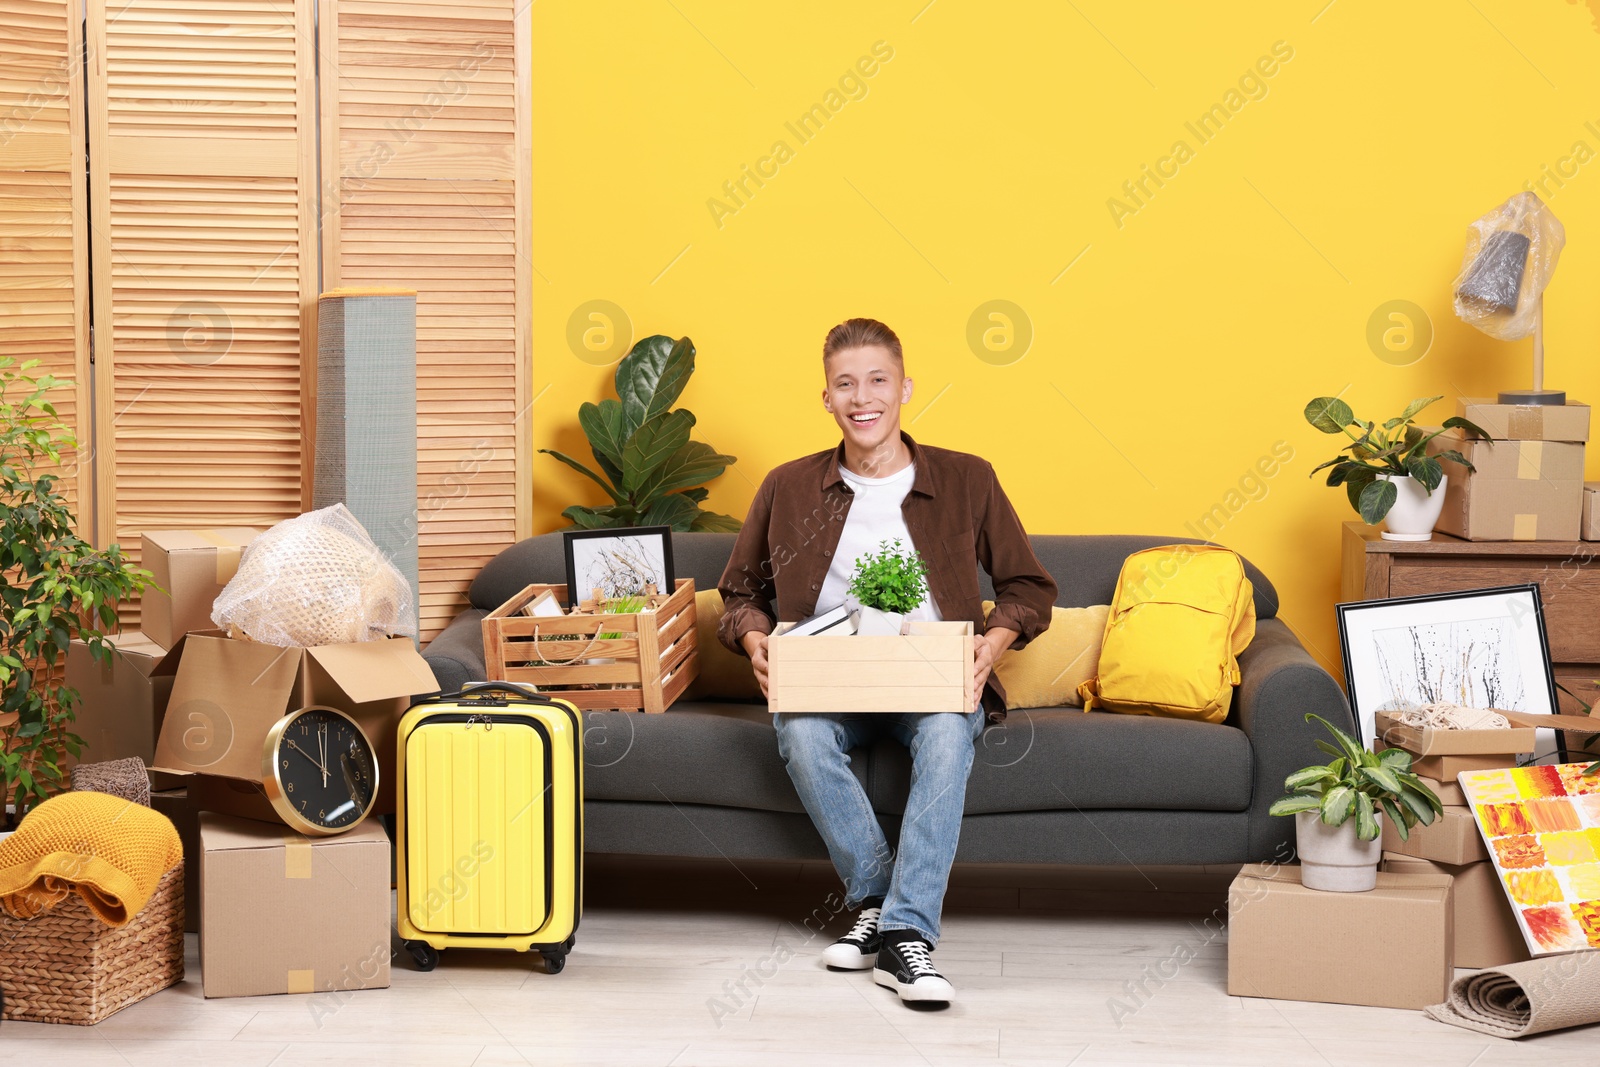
[540,335,740,532]
[1305,395,1488,524]
[1,358,151,823]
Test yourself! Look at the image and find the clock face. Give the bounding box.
[264,707,378,834]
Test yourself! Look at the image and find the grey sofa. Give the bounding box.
[423,533,1352,866]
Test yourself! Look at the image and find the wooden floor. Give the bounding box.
[2,856,1596,1066]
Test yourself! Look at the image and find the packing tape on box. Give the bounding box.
[1507,407,1544,439]
[287,968,315,994]
[1512,514,1539,540]
[1516,440,1543,480]
[195,529,244,585]
[284,837,313,879]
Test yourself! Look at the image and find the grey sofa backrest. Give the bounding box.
[471,531,1278,620]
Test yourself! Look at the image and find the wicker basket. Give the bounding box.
[0,863,185,1025]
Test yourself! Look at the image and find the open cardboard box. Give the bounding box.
[63,631,187,784]
[152,631,439,817]
[766,619,974,714]
[1374,711,1537,757]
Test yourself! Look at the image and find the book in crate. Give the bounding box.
[482,579,699,713]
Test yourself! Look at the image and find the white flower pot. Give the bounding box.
[1295,810,1381,892]
[854,606,907,636]
[1379,472,1447,542]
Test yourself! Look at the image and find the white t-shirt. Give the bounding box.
[816,462,943,622]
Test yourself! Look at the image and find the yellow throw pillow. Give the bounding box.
[683,589,765,703]
[983,601,1110,710]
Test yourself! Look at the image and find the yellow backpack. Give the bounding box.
[1076,545,1256,724]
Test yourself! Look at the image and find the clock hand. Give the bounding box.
[318,723,329,788]
[287,739,329,777]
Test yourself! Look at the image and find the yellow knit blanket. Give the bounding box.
[0,790,182,926]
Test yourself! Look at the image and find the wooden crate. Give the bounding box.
[766,620,975,714]
[482,579,698,714]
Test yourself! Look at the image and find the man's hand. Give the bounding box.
[974,626,1018,696]
[742,631,771,698]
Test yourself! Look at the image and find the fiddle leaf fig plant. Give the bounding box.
[1304,395,1489,525]
[848,539,929,615]
[540,335,741,532]
[1,357,152,824]
[1269,713,1443,841]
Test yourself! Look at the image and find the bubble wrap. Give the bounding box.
[1453,192,1565,341]
[211,503,416,646]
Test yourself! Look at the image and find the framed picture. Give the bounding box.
[562,526,675,608]
[1336,583,1559,748]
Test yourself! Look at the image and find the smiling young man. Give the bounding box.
[717,317,1056,1006]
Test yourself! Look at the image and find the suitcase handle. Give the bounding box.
[421,681,554,707]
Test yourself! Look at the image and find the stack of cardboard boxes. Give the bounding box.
[1373,712,1532,968]
[1426,398,1589,541]
[65,526,434,1000]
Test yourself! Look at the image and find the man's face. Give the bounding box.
[822,344,913,456]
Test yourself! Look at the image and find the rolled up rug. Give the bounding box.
[1426,952,1600,1038]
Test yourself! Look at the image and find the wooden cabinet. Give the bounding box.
[1340,522,1600,714]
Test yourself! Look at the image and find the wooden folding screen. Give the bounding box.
[87,0,319,623]
[0,0,91,522]
[319,0,532,639]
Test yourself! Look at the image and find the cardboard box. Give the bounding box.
[1419,775,1465,806]
[1584,482,1600,541]
[1424,428,1584,541]
[1382,853,1531,969]
[1380,805,1489,865]
[766,620,975,714]
[151,787,200,933]
[1458,398,1590,443]
[1227,864,1452,1009]
[1374,711,1536,757]
[63,632,186,777]
[199,813,390,998]
[140,528,260,650]
[1412,751,1520,780]
[153,632,438,816]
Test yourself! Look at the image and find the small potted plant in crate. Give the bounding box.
[848,539,930,636]
[1270,713,1443,891]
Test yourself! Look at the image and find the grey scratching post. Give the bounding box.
[314,289,421,633]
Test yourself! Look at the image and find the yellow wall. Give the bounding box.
[531,1,1600,674]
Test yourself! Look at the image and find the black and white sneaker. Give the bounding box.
[820,906,882,970]
[873,936,954,1003]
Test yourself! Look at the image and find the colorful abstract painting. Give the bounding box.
[1461,763,1600,955]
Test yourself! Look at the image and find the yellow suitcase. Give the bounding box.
[395,682,582,973]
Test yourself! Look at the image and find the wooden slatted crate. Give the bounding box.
[766,620,975,714]
[482,579,698,713]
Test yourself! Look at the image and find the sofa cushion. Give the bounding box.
[581,702,866,815]
[985,601,1108,709]
[869,709,1253,816]
[682,589,763,702]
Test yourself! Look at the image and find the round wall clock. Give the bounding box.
[262,705,379,836]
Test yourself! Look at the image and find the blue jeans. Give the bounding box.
[773,709,985,946]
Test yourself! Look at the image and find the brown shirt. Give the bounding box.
[717,432,1057,720]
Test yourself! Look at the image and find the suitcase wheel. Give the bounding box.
[541,950,566,975]
[405,940,440,972]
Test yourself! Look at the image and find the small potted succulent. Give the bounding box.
[1269,713,1444,892]
[848,540,929,636]
[1304,395,1488,541]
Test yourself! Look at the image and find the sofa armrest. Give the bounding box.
[1234,617,1356,862]
[420,607,489,695]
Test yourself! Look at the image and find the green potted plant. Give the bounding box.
[1,358,152,825]
[1269,713,1444,891]
[1304,395,1489,541]
[848,539,929,636]
[539,335,741,532]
